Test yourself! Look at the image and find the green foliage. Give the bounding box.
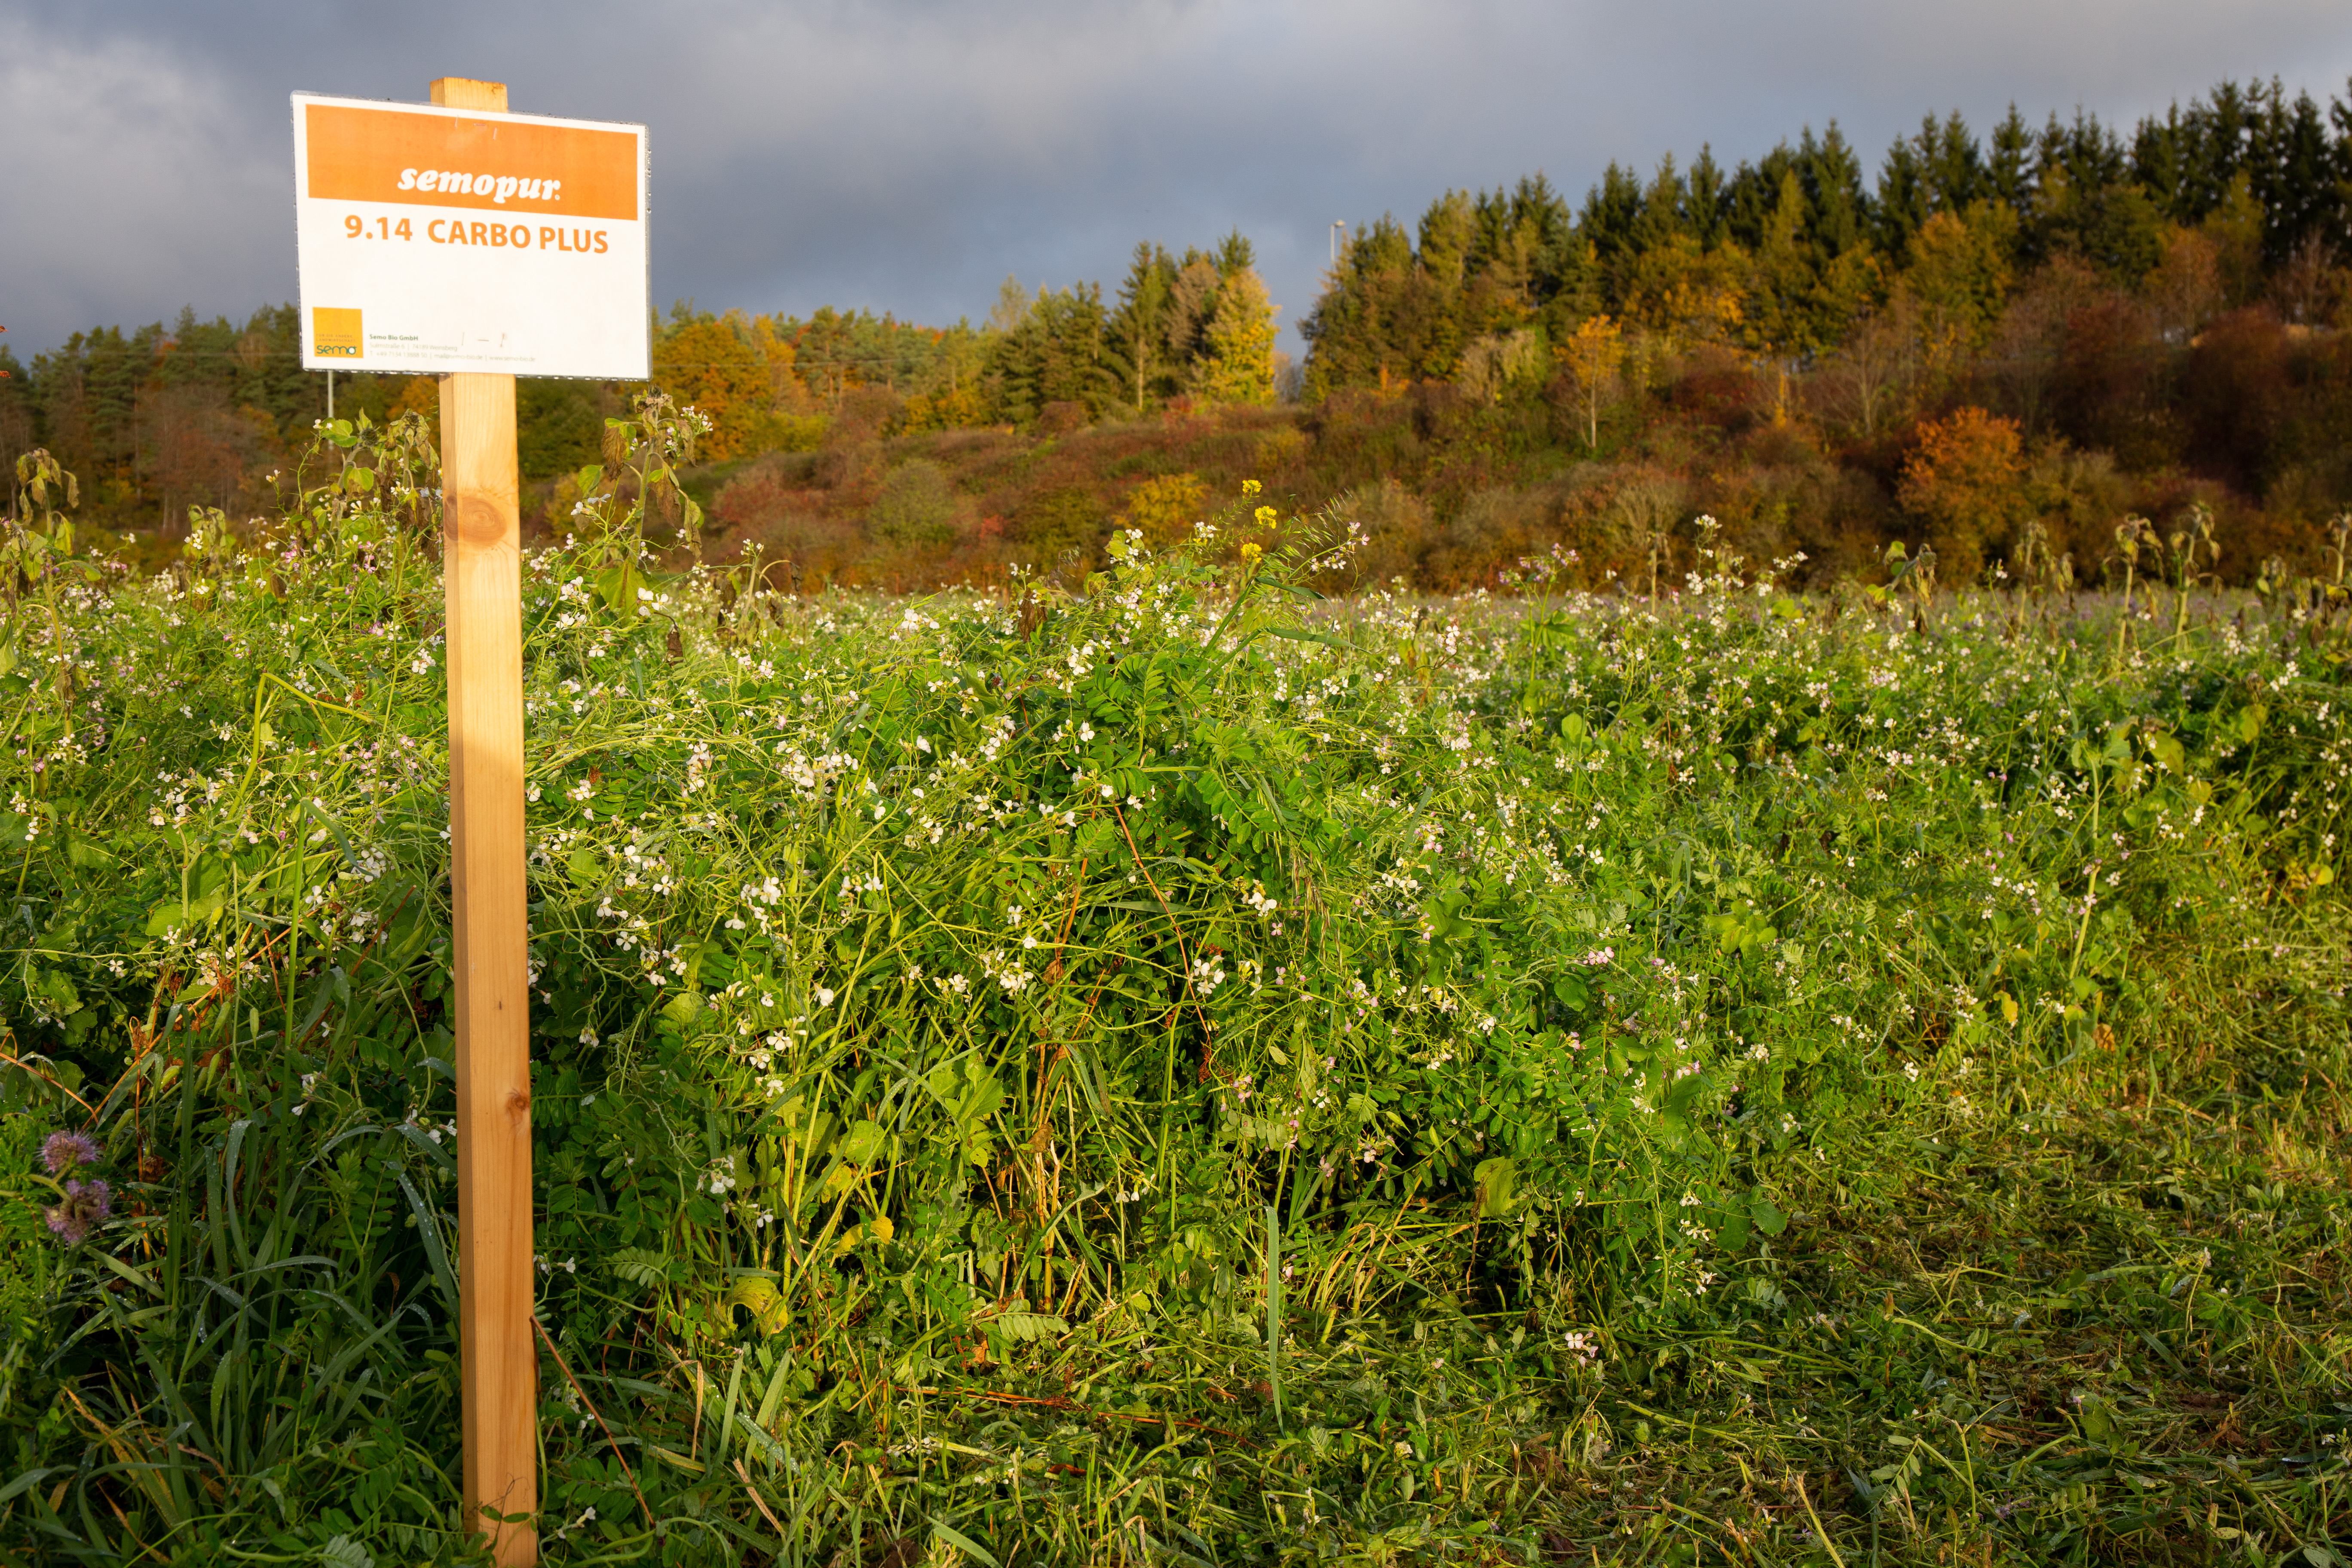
[793,307,961,405]
[517,378,606,482]
[0,435,2349,1565]
[980,283,1126,429]
[1106,242,1178,412]
[1305,75,2352,417]
[867,460,964,549]
[1008,484,1106,565]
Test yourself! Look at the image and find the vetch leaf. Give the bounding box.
[1474,1156,1516,1218]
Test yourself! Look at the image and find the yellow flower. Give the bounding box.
[1240,542,1264,566]
[1241,479,1262,495]
[1253,505,1278,528]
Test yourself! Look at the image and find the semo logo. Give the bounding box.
[312,308,364,358]
[397,170,564,205]
[303,103,637,220]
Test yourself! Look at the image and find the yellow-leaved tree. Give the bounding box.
[1556,315,1626,450]
[1900,202,2017,369]
[1195,270,1278,404]
[652,314,771,461]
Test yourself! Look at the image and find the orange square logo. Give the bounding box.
[313,307,364,358]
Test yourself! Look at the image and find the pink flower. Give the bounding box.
[40,1130,99,1176]
[45,1179,111,1244]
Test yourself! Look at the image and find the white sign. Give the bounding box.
[291,92,649,378]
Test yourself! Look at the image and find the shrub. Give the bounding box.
[2053,297,2171,468]
[2023,442,2131,568]
[1008,484,1105,568]
[1325,476,1433,586]
[866,459,964,548]
[1113,471,1208,548]
[2180,306,2294,496]
[1899,405,2032,580]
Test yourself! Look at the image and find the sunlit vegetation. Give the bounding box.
[7,79,2351,606]
[0,394,2347,1562]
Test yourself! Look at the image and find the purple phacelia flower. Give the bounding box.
[40,1131,100,1176]
[45,1179,111,1244]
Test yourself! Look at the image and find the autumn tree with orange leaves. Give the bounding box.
[1899,406,2035,581]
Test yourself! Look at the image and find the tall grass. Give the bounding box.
[0,420,2346,1564]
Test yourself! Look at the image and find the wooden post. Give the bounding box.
[433,74,536,1568]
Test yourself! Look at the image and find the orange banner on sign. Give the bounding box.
[304,103,638,220]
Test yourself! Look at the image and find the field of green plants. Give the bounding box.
[0,413,2348,1567]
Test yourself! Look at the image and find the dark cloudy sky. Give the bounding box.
[5,0,2349,359]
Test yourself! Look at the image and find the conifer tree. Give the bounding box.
[1196,268,1278,404]
[1107,243,1176,410]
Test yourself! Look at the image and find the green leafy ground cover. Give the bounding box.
[0,421,2348,1565]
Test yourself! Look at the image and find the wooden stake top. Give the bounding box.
[430,77,509,112]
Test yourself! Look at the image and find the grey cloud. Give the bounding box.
[3,0,2348,356]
